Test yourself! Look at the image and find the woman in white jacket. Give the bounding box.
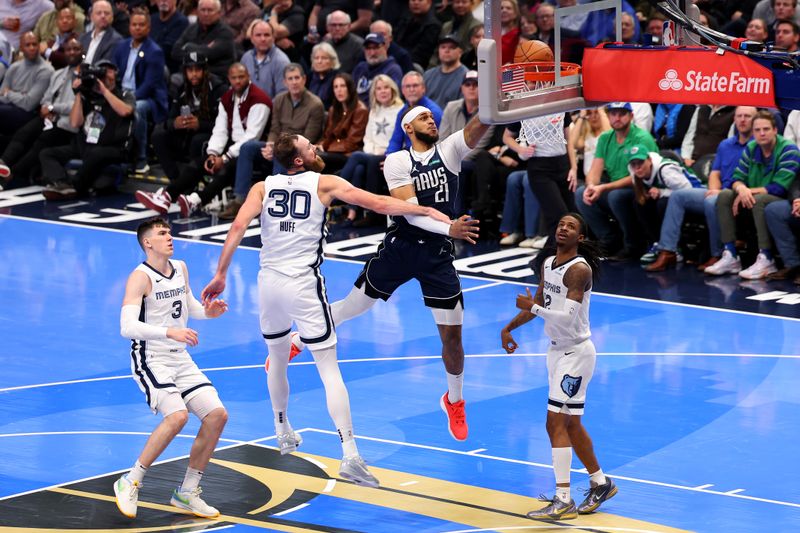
[336,74,404,227]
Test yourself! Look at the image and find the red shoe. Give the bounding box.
[265,332,304,372]
[440,392,468,441]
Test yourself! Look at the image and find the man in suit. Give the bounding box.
[113,7,168,173]
[79,0,122,64]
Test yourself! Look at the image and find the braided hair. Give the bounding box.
[531,212,602,282]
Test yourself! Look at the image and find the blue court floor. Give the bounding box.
[1,215,799,532]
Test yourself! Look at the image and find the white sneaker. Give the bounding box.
[178,192,201,218]
[277,429,303,455]
[339,455,380,487]
[739,253,777,280]
[519,235,548,249]
[170,487,220,518]
[704,250,742,276]
[135,188,171,215]
[499,232,522,246]
[113,475,140,518]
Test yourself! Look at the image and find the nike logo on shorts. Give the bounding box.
[565,351,574,355]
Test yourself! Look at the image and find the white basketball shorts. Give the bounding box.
[546,338,596,416]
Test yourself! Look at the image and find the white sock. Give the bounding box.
[127,460,147,484]
[311,346,358,458]
[274,409,291,434]
[552,447,573,501]
[446,372,464,403]
[556,486,571,503]
[340,428,359,457]
[589,468,607,487]
[181,467,203,492]
[331,285,376,325]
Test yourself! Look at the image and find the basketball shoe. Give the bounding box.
[440,392,468,441]
[339,455,380,487]
[170,487,220,518]
[277,429,303,455]
[577,478,618,514]
[265,332,303,372]
[526,495,577,520]
[135,188,171,215]
[113,474,140,518]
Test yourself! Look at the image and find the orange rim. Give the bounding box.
[502,61,581,82]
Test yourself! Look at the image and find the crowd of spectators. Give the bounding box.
[0,0,798,285]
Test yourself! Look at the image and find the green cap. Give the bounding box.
[627,144,649,162]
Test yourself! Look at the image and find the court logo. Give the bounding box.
[561,374,582,398]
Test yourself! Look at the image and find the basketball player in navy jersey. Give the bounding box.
[501,213,617,520]
[201,133,454,487]
[115,217,229,519]
[293,108,487,441]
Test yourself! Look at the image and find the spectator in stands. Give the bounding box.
[241,20,289,99]
[557,0,587,33]
[38,6,78,69]
[706,110,800,278]
[369,19,414,74]
[459,23,483,71]
[744,17,769,42]
[40,60,134,200]
[395,0,442,70]
[172,0,236,79]
[530,2,584,63]
[498,167,542,248]
[753,0,800,28]
[113,8,169,174]
[0,0,54,51]
[318,72,368,174]
[79,0,122,65]
[385,70,442,154]
[631,102,654,133]
[774,19,800,51]
[307,0,372,38]
[0,32,54,135]
[765,178,800,283]
[652,103,695,151]
[567,107,611,185]
[352,31,402,107]
[581,0,639,46]
[575,101,658,260]
[232,62,325,213]
[338,73,404,226]
[321,11,364,74]
[682,105,736,167]
[784,108,800,144]
[519,11,537,41]
[263,0,306,62]
[627,145,704,265]
[0,37,81,188]
[422,35,467,110]
[645,12,666,43]
[437,0,480,56]
[307,41,339,109]
[139,63,270,218]
[498,0,520,65]
[151,0,189,73]
[33,0,84,44]
[222,0,259,49]
[378,0,409,29]
[646,106,758,273]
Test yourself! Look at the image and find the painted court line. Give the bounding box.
[271,503,310,517]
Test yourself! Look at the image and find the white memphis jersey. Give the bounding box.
[134,260,189,352]
[542,255,591,344]
[259,171,328,277]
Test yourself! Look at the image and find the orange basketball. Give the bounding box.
[514,39,554,63]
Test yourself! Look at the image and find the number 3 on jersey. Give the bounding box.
[268,189,311,219]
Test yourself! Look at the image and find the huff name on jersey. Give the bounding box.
[154,286,187,300]
[413,166,447,192]
[280,221,296,232]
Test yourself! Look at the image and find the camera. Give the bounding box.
[77,63,109,101]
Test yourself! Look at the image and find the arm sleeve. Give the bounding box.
[120,304,169,339]
[531,298,581,328]
[187,291,209,320]
[404,197,451,235]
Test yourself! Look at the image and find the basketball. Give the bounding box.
[514,39,554,63]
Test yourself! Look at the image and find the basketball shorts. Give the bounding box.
[546,338,596,416]
[258,267,336,349]
[130,347,218,417]
[356,230,463,310]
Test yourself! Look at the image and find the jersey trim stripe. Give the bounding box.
[181,382,213,399]
[548,399,586,409]
[262,329,291,340]
[131,340,151,406]
[142,260,176,280]
[300,265,333,345]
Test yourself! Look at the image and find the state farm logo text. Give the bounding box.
[658,68,771,94]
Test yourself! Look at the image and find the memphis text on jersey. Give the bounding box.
[154,285,186,300]
[543,280,562,294]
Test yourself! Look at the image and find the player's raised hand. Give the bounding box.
[449,214,479,244]
[167,327,199,346]
[201,275,226,305]
[501,328,518,354]
[515,287,536,312]
[204,298,228,318]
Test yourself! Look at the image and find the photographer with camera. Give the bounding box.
[40,59,135,200]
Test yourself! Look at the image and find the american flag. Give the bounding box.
[502,68,526,93]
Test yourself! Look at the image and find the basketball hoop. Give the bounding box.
[501,61,581,148]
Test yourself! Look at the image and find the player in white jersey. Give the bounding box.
[200,132,454,487]
[501,213,617,521]
[114,217,229,520]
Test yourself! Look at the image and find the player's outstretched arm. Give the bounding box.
[202,182,266,304]
[463,114,492,149]
[179,261,228,319]
[120,270,199,345]
[502,282,545,353]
